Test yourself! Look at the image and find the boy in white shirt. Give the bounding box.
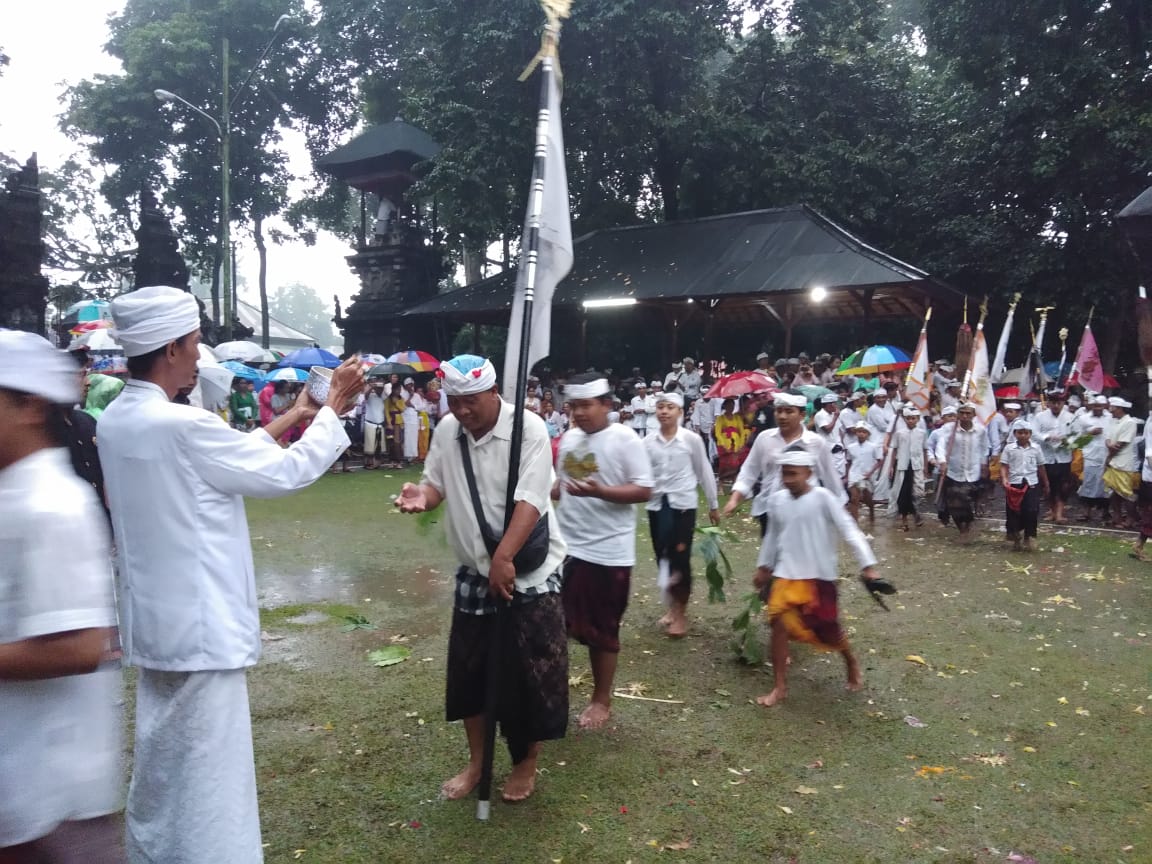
[628,382,651,437]
[1001,420,1050,551]
[752,448,888,707]
[845,422,882,522]
[556,373,653,729]
[643,392,719,638]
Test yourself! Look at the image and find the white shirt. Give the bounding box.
[866,402,897,438]
[937,421,988,482]
[678,369,702,399]
[756,487,877,579]
[628,395,652,432]
[846,439,882,483]
[421,401,565,590]
[1072,411,1112,465]
[1033,407,1073,464]
[1142,420,1152,483]
[644,426,719,511]
[812,407,838,440]
[691,396,717,434]
[733,428,844,516]
[986,413,1011,456]
[1107,414,1139,472]
[0,449,121,846]
[891,425,928,470]
[364,391,385,425]
[835,406,864,447]
[557,422,654,566]
[99,380,350,670]
[1003,441,1042,485]
[926,424,949,465]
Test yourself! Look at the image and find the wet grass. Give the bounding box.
[243,470,1152,863]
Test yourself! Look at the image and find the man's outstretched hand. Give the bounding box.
[325,356,366,414]
[396,482,429,513]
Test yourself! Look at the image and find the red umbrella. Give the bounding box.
[704,371,778,400]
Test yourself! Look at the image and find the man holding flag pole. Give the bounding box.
[397,0,574,820]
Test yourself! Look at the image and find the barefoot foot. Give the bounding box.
[440,765,482,800]
[755,688,787,707]
[501,764,538,803]
[578,701,612,730]
[657,612,673,627]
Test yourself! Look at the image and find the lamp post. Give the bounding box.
[154,13,290,342]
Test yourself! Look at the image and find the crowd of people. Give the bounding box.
[5,290,1151,862]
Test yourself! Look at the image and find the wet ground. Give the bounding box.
[241,467,1152,863]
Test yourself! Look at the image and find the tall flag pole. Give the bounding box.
[967,299,997,425]
[1067,308,1104,393]
[903,307,932,414]
[954,295,973,377]
[1057,327,1069,385]
[479,0,573,823]
[990,292,1021,384]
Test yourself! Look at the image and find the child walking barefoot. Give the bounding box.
[752,448,883,706]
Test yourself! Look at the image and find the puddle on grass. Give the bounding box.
[258,562,453,608]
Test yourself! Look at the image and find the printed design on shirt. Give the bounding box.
[563,451,599,481]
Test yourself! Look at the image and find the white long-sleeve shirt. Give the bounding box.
[757,486,878,579]
[1072,411,1111,466]
[1033,407,1073,464]
[99,380,350,671]
[644,425,719,511]
[733,428,844,516]
[936,421,989,482]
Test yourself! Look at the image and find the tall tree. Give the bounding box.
[268,282,338,346]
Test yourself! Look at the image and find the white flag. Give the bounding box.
[502,66,574,402]
[967,325,996,425]
[904,326,931,414]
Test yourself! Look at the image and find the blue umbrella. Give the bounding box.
[267,367,309,382]
[221,360,267,386]
[277,347,341,369]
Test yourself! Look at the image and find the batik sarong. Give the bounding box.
[765,578,846,651]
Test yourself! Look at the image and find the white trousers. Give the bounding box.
[127,669,262,864]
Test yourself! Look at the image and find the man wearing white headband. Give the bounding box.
[554,372,653,730]
[643,390,718,638]
[98,285,364,864]
[1001,417,1049,551]
[935,402,989,542]
[833,390,866,451]
[1032,390,1073,523]
[845,421,882,522]
[889,402,929,530]
[627,381,652,438]
[0,332,123,861]
[1071,395,1112,522]
[677,357,701,402]
[986,401,1021,482]
[753,445,884,708]
[865,389,898,506]
[398,354,569,804]
[812,393,845,479]
[723,390,842,537]
[1104,396,1139,526]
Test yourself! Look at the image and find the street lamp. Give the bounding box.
[154,13,291,342]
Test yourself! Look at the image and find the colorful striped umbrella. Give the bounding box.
[387,349,439,372]
[836,345,912,375]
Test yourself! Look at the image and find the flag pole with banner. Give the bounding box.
[967,307,997,426]
[990,292,1021,384]
[1066,308,1104,393]
[478,0,573,823]
[903,307,932,414]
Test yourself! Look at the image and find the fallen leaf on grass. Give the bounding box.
[1022,746,1037,753]
[905,655,929,666]
[1074,707,1090,717]
[293,851,307,860]
[915,765,956,778]
[662,840,692,851]
[1057,696,1069,704]
[1043,594,1075,606]
[1006,854,1039,864]
[904,715,928,728]
[576,822,589,834]
[974,753,1008,766]
[367,646,411,667]
[795,785,819,795]
[778,805,793,815]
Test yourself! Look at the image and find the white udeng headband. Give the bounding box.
[566,378,610,400]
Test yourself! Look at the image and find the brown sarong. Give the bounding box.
[561,558,631,652]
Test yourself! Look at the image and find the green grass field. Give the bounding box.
[242,468,1152,863]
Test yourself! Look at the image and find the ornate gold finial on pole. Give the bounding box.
[519,0,572,81]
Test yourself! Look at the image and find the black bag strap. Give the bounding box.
[457,431,499,548]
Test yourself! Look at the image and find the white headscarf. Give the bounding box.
[111,285,200,357]
[566,378,611,400]
[0,330,80,404]
[773,392,808,408]
[777,449,815,467]
[438,354,497,396]
[655,391,684,408]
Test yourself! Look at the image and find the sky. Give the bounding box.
[0,0,363,321]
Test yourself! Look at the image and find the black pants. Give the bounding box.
[648,503,697,604]
[1006,483,1040,538]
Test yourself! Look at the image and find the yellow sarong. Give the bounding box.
[1103,466,1140,502]
[989,455,1001,482]
[766,578,846,651]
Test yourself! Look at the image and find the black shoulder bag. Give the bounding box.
[458,433,551,573]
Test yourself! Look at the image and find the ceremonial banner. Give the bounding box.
[502,67,574,401]
[990,293,1020,383]
[1073,324,1104,393]
[904,318,931,413]
[967,324,996,424]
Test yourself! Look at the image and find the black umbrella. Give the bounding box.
[367,362,419,378]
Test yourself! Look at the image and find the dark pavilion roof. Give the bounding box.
[316,121,441,193]
[402,205,964,324]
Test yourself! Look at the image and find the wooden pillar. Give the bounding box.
[578,313,588,370]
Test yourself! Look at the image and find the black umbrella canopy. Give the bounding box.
[1118,185,1152,275]
[316,121,441,194]
[367,362,419,378]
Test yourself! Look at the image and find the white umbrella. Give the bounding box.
[212,340,266,362]
[197,364,235,412]
[267,367,308,382]
[69,329,122,351]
